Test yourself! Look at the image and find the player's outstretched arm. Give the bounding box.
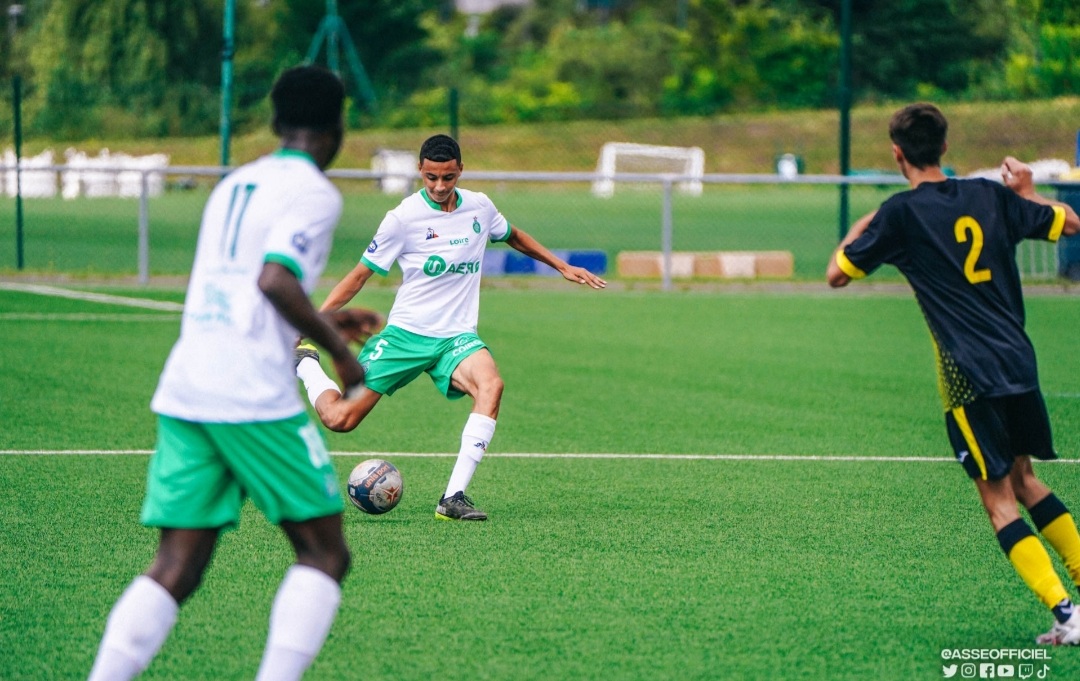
[320,261,377,312]
[1002,157,1080,236]
[505,226,607,289]
[826,210,877,288]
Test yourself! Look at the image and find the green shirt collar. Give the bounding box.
[272,148,317,165]
[420,188,462,211]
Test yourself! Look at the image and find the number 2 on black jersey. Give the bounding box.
[954,216,992,284]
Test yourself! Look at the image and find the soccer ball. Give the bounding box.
[347,459,403,515]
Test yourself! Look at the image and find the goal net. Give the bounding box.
[592,143,705,198]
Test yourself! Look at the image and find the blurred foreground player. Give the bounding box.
[88,66,365,680]
[827,102,1080,644]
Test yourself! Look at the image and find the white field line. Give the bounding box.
[3,449,1080,464]
[0,313,180,322]
[0,282,184,311]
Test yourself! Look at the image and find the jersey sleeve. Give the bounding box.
[838,204,905,280]
[999,187,1067,243]
[263,184,342,287]
[359,212,405,276]
[476,192,511,243]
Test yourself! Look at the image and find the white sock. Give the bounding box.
[296,357,341,406]
[443,413,497,499]
[88,576,178,681]
[255,565,342,681]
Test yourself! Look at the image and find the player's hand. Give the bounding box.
[1001,157,1035,196]
[560,265,607,289]
[328,308,384,345]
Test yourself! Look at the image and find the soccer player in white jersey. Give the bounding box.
[88,66,366,681]
[296,134,606,520]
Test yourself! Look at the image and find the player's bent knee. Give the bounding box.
[481,375,504,402]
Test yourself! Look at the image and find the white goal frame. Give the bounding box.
[592,142,705,198]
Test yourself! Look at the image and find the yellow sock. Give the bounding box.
[1030,494,1080,588]
[998,519,1070,610]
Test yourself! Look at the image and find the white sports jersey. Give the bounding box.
[361,188,511,337]
[151,150,343,422]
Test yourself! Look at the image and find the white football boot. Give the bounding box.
[1036,608,1080,646]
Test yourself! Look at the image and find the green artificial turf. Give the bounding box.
[1,284,1078,680]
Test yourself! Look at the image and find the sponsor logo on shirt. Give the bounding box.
[449,237,469,246]
[423,255,481,277]
[426,228,439,240]
[367,239,378,254]
[472,217,481,234]
[424,255,447,276]
[291,232,310,254]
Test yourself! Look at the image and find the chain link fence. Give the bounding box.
[0,162,1070,286]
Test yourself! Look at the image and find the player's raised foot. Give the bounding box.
[1036,610,1080,646]
[294,343,320,368]
[435,491,487,521]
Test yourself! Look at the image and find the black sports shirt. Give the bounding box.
[836,178,1066,409]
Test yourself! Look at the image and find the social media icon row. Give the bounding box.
[943,662,1050,678]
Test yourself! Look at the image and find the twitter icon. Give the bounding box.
[943,664,958,678]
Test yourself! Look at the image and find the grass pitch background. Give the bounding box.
[1,284,1079,679]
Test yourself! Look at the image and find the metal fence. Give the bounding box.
[0,163,1072,288]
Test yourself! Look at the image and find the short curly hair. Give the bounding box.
[270,66,345,132]
[419,134,462,164]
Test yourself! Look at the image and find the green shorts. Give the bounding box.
[141,413,345,530]
[359,325,488,399]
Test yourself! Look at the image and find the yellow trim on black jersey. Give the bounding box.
[1048,205,1066,242]
[835,250,866,279]
[951,405,988,481]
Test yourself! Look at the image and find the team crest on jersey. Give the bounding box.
[367,239,378,254]
[472,217,481,233]
[426,228,439,240]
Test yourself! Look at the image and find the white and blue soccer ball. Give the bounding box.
[347,459,403,515]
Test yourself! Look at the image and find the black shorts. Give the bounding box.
[945,390,1057,481]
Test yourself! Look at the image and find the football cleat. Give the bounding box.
[1036,610,1080,646]
[294,343,320,369]
[435,491,488,521]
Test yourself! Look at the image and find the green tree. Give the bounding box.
[663,0,838,114]
[806,0,1009,99]
[26,0,223,138]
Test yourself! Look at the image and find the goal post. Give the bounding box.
[592,143,705,198]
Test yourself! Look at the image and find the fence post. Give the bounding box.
[138,170,150,285]
[13,74,24,270]
[661,179,673,292]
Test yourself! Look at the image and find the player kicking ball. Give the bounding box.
[827,103,1080,645]
[296,134,606,521]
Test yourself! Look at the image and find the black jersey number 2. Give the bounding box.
[954,216,992,284]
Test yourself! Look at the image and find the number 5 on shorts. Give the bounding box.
[367,338,389,361]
